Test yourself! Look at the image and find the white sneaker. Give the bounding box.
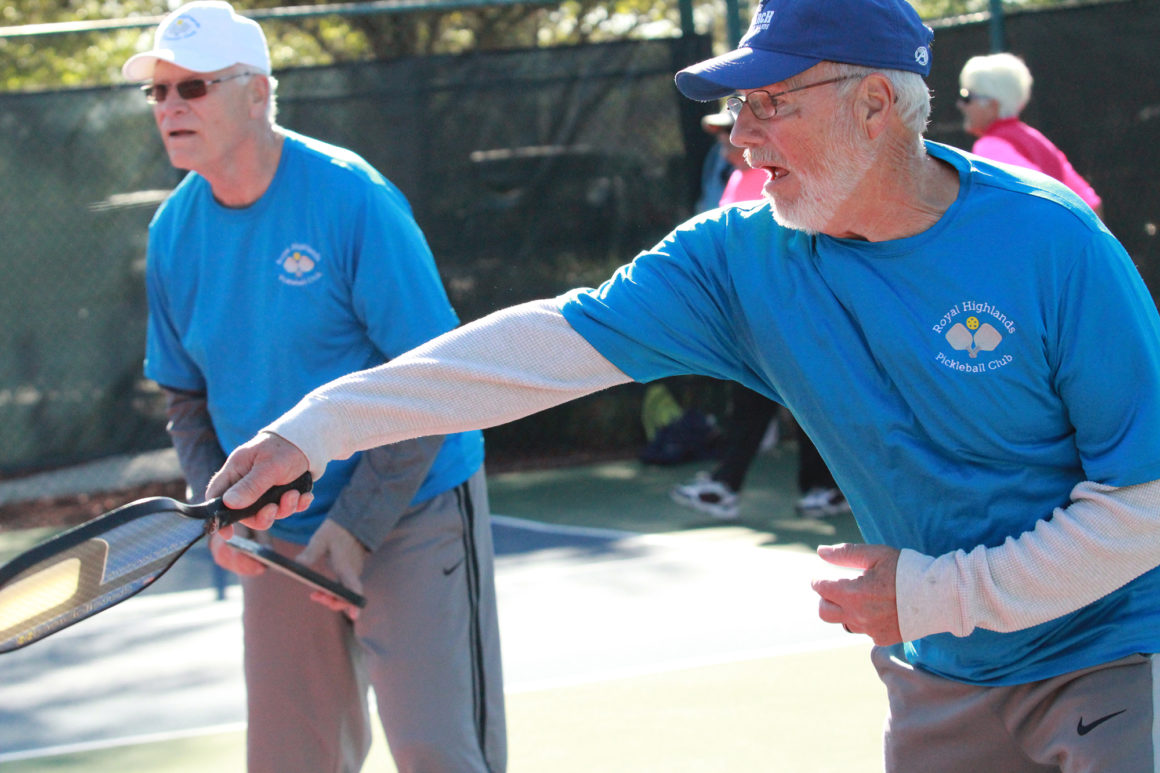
[795,487,851,519]
[670,473,740,520]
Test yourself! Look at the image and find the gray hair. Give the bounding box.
[796,63,931,152]
[227,67,279,125]
[266,74,279,124]
[958,53,1032,118]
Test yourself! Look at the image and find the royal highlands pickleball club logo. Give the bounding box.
[931,301,1016,374]
[276,244,323,286]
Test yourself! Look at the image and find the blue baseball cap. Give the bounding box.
[676,0,934,101]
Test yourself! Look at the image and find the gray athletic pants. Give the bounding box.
[874,644,1158,772]
[240,469,506,772]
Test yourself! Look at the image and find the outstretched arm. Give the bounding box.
[206,298,631,526]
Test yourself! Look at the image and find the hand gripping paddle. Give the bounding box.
[0,472,312,654]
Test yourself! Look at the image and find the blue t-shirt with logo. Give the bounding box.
[145,130,484,544]
[560,141,1160,685]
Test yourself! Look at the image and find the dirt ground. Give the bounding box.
[0,480,188,532]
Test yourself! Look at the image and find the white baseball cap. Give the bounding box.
[122,0,271,83]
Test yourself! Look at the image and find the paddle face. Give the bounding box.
[945,322,974,353]
[973,323,1003,354]
[0,472,312,654]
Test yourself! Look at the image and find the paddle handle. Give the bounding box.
[209,472,314,528]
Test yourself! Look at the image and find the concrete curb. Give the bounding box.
[0,448,182,506]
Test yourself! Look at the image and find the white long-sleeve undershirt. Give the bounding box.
[896,478,1160,641]
[265,297,1160,642]
[267,298,632,476]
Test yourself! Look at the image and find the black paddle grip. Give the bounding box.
[211,471,314,528]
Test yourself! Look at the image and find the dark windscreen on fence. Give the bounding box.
[924,0,1159,296]
[0,34,712,472]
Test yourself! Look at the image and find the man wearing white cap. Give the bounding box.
[209,0,1160,770]
[123,3,506,771]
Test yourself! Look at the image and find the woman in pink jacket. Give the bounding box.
[958,52,1103,218]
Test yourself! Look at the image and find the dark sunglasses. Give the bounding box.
[142,72,254,104]
[958,88,990,103]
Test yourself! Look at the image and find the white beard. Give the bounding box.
[765,121,877,235]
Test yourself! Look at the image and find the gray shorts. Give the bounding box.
[873,645,1159,773]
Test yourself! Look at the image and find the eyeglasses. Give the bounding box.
[726,75,861,121]
[142,72,255,104]
[958,89,989,103]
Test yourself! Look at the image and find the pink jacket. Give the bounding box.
[719,166,768,206]
[973,118,1102,211]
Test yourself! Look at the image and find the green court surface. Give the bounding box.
[486,445,865,550]
[2,444,885,771]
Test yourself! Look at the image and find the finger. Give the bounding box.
[308,590,344,611]
[206,462,242,501]
[295,545,364,597]
[331,561,364,596]
[236,490,311,532]
[816,542,877,570]
[222,468,282,511]
[237,504,279,532]
[230,552,267,575]
[270,490,303,520]
[310,591,361,621]
[816,596,846,625]
[811,576,855,605]
[209,536,267,575]
[295,535,326,570]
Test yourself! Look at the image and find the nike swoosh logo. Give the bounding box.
[1076,709,1127,736]
[442,558,465,576]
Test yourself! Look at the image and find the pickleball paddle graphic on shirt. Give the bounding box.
[945,316,1003,358]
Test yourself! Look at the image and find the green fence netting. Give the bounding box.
[0,34,712,473]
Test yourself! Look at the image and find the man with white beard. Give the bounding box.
[210,0,1160,770]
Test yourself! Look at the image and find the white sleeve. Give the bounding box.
[896,478,1160,641]
[265,298,632,478]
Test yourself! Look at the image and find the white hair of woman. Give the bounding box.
[958,52,1033,119]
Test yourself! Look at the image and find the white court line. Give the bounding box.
[491,513,642,541]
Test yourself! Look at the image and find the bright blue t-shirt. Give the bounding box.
[560,141,1160,685]
[145,131,484,544]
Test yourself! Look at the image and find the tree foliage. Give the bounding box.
[0,0,1087,91]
